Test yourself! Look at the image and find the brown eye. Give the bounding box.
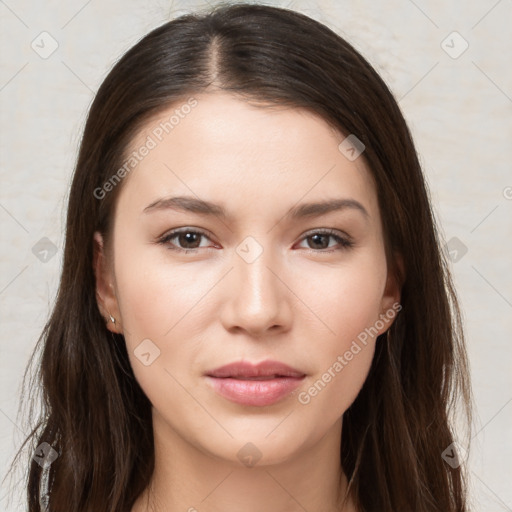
[307,233,332,250]
[174,231,203,249]
[298,230,353,252]
[159,229,213,252]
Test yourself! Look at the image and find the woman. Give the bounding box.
[12,3,471,511]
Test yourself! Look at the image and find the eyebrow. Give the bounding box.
[143,195,369,220]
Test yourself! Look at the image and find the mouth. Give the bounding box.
[205,360,306,406]
[206,360,306,379]
[224,375,294,380]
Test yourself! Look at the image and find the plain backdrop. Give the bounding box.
[1,0,511,510]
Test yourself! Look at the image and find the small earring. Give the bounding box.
[109,314,116,324]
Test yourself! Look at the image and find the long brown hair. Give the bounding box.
[8,3,472,511]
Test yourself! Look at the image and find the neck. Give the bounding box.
[132,412,356,512]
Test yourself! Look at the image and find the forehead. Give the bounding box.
[116,92,379,222]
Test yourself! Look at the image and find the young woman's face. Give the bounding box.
[95,92,400,467]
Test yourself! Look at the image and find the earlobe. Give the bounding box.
[93,231,122,333]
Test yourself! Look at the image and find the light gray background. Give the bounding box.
[1,0,511,510]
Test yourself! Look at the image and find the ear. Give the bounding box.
[93,231,122,334]
[378,251,404,334]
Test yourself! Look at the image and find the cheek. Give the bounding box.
[113,254,207,411]
[294,280,381,422]
[112,239,210,388]
[292,255,385,414]
[293,250,386,343]
[114,239,212,342]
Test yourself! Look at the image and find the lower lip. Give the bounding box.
[206,376,305,406]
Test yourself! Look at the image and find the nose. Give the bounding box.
[219,244,293,338]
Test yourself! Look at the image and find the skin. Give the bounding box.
[94,92,401,512]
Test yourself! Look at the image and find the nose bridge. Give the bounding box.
[235,236,280,307]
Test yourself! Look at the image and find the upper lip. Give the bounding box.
[206,360,306,379]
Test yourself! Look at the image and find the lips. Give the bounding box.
[206,360,306,379]
[205,360,306,407]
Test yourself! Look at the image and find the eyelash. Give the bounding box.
[157,228,354,254]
